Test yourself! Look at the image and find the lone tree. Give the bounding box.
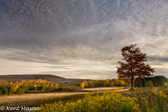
[117,44,154,90]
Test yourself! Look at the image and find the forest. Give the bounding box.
[0,79,82,95]
[80,79,126,88]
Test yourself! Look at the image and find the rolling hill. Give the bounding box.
[0,74,67,82]
[0,74,91,82]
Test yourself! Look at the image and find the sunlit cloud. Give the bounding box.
[0,0,168,79]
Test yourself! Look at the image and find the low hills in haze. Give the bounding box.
[0,74,67,82]
[0,74,90,82]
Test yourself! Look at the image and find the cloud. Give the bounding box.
[148,56,168,62]
[40,70,117,79]
[0,0,168,78]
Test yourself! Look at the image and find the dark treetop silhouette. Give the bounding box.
[117,44,154,90]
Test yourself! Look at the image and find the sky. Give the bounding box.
[0,0,168,79]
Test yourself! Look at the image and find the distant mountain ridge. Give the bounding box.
[0,74,67,82]
[0,74,91,82]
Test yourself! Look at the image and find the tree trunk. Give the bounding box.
[142,78,145,87]
[131,78,134,90]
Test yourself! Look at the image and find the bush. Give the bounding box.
[145,81,154,87]
[40,92,140,112]
[135,76,168,87]
[39,89,168,112]
[152,89,168,112]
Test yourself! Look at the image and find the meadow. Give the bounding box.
[39,87,168,112]
[0,77,168,112]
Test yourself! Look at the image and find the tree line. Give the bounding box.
[0,79,82,95]
[135,75,168,87]
[80,79,126,88]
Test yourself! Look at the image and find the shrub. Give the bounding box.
[40,92,140,112]
[145,81,154,87]
[152,89,168,112]
[39,89,168,112]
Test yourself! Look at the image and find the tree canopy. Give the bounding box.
[117,44,154,90]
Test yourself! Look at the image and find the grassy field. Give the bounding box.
[0,92,87,106]
[1,87,168,112]
[83,87,129,92]
[0,87,126,107]
[39,87,168,112]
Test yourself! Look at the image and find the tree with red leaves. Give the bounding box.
[117,44,154,90]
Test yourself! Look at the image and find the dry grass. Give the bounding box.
[0,87,129,106]
[0,92,87,106]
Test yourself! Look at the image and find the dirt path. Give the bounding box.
[83,87,128,91]
[0,87,129,106]
[0,92,87,105]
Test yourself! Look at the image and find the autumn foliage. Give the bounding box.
[80,79,126,88]
[117,44,154,90]
[0,79,82,95]
[40,89,168,112]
